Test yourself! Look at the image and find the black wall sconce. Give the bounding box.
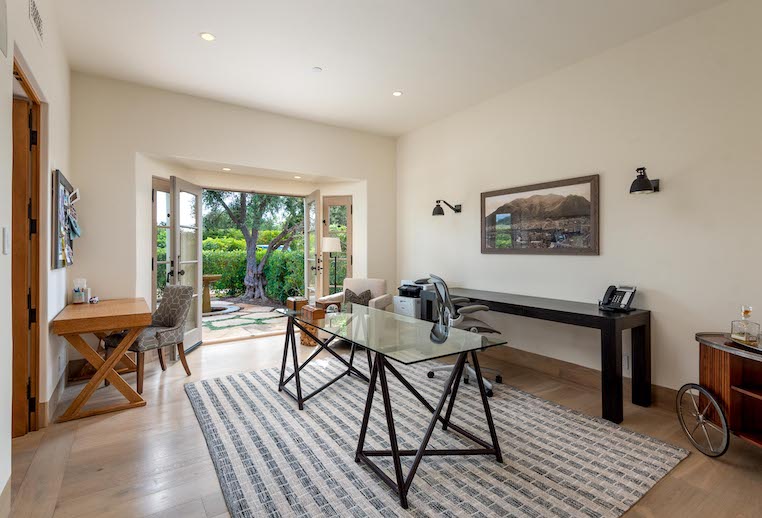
[432,200,462,216]
[629,167,660,194]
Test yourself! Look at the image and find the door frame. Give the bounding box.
[11,60,41,437]
[321,196,353,295]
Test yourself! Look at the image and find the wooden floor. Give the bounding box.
[10,335,762,518]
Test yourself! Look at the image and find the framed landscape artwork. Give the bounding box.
[481,174,599,255]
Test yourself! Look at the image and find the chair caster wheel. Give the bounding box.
[495,375,503,384]
[486,389,493,397]
[463,378,469,385]
[427,371,435,378]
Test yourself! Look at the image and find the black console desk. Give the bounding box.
[450,288,651,424]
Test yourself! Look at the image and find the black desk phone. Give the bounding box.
[599,285,637,312]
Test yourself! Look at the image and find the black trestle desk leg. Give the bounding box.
[401,353,466,502]
[278,318,292,391]
[348,343,356,377]
[631,319,652,407]
[355,354,380,462]
[601,322,623,423]
[470,350,502,463]
[290,319,303,410]
[442,356,465,431]
[377,355,408,508]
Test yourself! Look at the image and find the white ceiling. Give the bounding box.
[164,156,352,183]
[55,0,724,136]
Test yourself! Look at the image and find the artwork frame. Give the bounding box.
[481,174,599,255]
[52,169,74,269]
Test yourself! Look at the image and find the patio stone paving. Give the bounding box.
[202,301,288,342]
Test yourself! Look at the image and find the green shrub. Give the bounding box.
[202,236,246,251]
[202,250,248,296]
[264,250,305,302]
[201,231,300,252]
[159,239,304,302]
[204,228,245,240]
[199,248,304,302]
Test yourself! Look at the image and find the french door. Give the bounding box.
[322,196,352,295]
[304,190,322,303]
[170,176,203,348]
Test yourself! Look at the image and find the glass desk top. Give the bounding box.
[277,304,506,365]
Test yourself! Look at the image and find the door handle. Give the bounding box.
[166,270,174,283]
[178,269,185,276]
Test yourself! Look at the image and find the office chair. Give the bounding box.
[424,274,503,396]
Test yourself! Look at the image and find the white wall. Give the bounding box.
[70,74,396,314]
[397,0,762,390]
[0,0,70,499]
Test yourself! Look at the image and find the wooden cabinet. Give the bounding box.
[698,334,762,448]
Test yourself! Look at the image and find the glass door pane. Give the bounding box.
[322,196,352,295]
[304,190,322,303]
[171,176,203,349]
[152,179,171,308]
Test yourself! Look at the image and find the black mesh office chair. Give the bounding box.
[424,274,503,396]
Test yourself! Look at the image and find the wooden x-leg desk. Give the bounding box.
[51,298,152,422]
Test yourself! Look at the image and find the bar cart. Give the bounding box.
[676,333,762,457]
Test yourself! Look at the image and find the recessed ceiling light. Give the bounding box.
[294,176,302,179]
[200,32,216,42]
[392,91,403,97]
[222,167,231,171]
[312,66,323,73]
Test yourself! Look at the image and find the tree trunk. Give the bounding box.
[243,222,301,301]
[243,239,266,299]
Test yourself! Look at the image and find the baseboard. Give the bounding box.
[38,368,67,428]
[481,346,677,413]
[0,475,10,518]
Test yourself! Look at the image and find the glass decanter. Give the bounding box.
[730,305,760,347]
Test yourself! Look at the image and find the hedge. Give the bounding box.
[199,248,304,302]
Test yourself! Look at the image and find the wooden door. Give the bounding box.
[304,190,322,302]
[12,96,40,437]
[321,196,352,295]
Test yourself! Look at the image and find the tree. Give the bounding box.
[203,190,303,300]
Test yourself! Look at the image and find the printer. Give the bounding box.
[394,280,437,320]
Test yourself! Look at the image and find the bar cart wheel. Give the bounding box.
[676,383,730,457]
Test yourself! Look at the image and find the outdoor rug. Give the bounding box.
[185,357,688,518]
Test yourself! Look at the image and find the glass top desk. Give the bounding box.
[276,304,506,509]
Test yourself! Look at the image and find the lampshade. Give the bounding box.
[321,237,342,253]
[432,203,445,216]
[630,167,656,194]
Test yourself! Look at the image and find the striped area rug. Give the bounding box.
[185,357,687,518]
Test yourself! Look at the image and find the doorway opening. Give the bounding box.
[11,61,41,437]
[200,188,306,343]
[151,175,354,345]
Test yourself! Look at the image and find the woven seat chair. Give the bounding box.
[104,284,194,394]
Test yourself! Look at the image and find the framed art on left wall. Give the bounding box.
[52,169,77,268]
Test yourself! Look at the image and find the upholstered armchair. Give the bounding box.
[104,284,194,394]
[317,278,393,310]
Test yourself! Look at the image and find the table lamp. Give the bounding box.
[322,237,342,294]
